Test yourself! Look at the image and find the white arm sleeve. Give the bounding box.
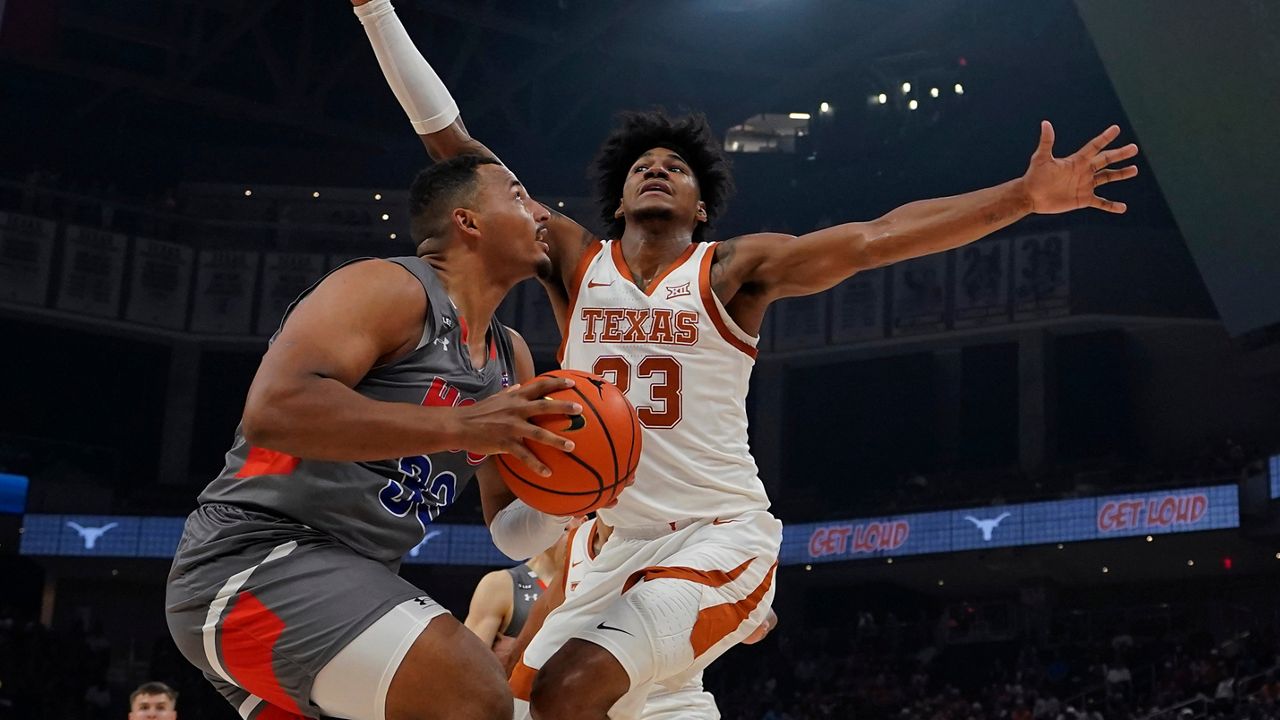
[354,0,460,135]
[488,499,572,561]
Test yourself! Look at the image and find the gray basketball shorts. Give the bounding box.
[164,503,432,719]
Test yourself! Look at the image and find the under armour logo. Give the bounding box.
[433,337,450,352]
[965,512,1012,541]
[523,593,538,602]
[408,530,443,557]
[66,522,118,549]
[665,282,691,300]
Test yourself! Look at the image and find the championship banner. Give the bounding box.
[830,268,885,343]
[125,238,194,329]
[190,249,260,335]
[891,254,947,336]
[1013,231,1071,320]
[953,238,1011,329]
[256,253,326,335]
[0,211,56,306]
[772,294,827,351]
[55,225,127,318]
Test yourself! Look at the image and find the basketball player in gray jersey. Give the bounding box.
[165,155,587,720]
[464,538,563,657]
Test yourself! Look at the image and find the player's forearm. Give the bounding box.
[354,0,459,136]
[242,375,463,462]
[864,178,1033,267]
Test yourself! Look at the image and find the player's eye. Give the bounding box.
[670,166,684,173]
[633,166,647,173]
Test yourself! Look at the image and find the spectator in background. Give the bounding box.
[127,682,177,719]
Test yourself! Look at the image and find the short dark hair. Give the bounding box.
[408,154,503,240]
[592,110,734,243]
[130,681,178,708]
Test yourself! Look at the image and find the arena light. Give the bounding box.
[877,93,888,105]
[804,564,812,571]
[1146,535,1154,542]
[901,82,912,93]
[930,87,940,98]
[885,558,893,564]
[557,201,565,208]
[954,83,965,95]
[1102,566,1109,574]
[374,193,382,201]
[908,99,919,111]
[1186,559,1195,567]
[389,233,397,240]
[243,189,253,197]
[381,213,390,221]
[789,112,811,120]
[819,101,831,114]
[936,579,944,587]
[1057,543,1065,550]
[312,191,320,198]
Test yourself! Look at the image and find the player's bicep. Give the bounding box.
[735,226,876,300]
[247,261,424,405]
[464,571,512,644]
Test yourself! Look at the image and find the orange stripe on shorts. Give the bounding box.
[690,561,778,658]
[509,657,538,701]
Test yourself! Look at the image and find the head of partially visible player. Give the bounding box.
[128,682,177,719]
[593,110,735,244]
[410,154,552,282]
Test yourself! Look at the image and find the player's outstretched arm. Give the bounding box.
[351,0,597,294]
[242,260,579,467]
[717,122,1139,302]
[464,570,514,648]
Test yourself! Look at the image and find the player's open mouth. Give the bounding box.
[639,181,671,196]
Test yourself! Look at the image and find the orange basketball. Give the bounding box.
[495,368,642,516]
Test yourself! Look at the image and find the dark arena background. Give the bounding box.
[2,0,1279,719]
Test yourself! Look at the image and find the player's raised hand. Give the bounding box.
[454,376,581,476]
[1022,121,1139,215]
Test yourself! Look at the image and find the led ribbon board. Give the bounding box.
[21,485,1239,566]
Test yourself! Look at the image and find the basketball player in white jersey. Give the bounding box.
[504,516,776,720]
[354,2,1139,716]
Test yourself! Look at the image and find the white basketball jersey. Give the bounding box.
[559,239,769,527]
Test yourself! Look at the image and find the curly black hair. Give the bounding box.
[592,110,734,243]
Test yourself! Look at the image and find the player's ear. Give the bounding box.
[695,201,708,223]
[614,201,624,220]
[453,207,482,240]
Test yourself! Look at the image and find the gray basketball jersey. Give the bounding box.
[198,257,515,565]
[504,563,544,637]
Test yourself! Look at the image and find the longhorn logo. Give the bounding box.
[66,522,119,549]
[964,512,1011,541]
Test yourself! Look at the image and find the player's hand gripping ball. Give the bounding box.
[495,369,641,516]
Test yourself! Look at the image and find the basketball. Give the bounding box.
[495,368,643,516]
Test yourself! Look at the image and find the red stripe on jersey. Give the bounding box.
[220,591,304,715]
[235,447,300,478]
[557,239,604,365]
[698,243,758,359]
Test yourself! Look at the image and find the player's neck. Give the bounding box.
[617,224,695,285]
[425,255,511,351]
